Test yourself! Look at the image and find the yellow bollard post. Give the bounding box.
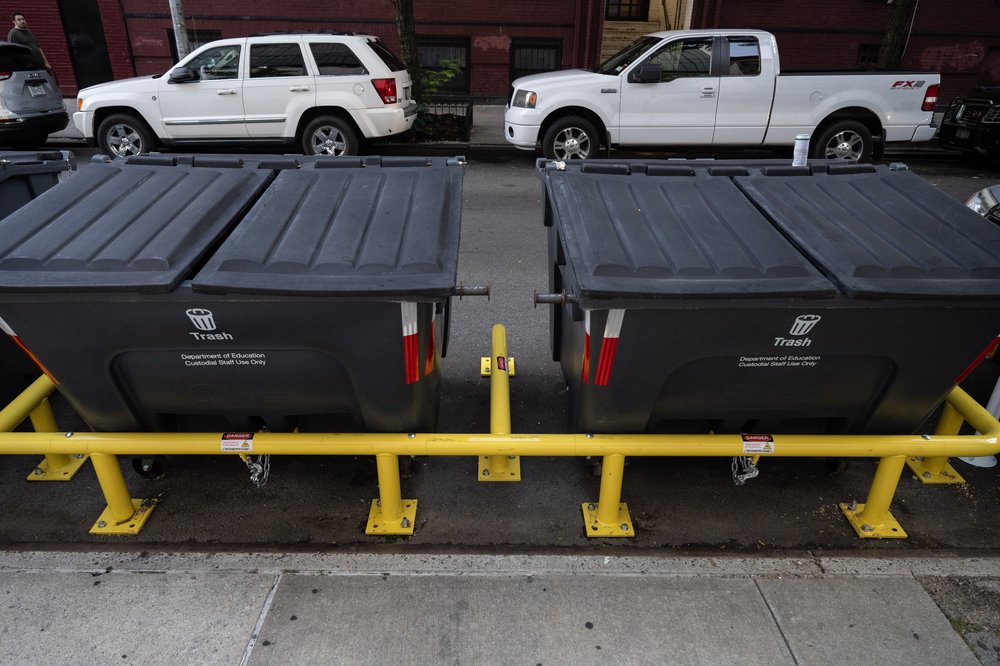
[582,453,634,537]
[89,452,156,535]
[366,452,417,535]
[906,401,966,484]
[840,455,908,538]
[25,398,89,482]
[480,324,520,481]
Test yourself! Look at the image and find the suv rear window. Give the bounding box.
[0,45,41,71]
[250,43,307,78]
[367,39,406,72]
[310,43,367,76]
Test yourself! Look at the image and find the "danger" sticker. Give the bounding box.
[741,434,774,455]
[221,432,254,452]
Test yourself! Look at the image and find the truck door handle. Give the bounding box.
[289,86,310,92]
[700,87,717,98]
[216,89,238,95]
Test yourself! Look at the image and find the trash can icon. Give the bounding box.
[790,314,821,336]
[186,308,216,331]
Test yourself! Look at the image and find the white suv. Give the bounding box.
[74,33,417,157]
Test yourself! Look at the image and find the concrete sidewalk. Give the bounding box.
[1,551,995,664]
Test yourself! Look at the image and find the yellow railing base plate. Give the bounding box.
[839,502,908,539]
[582,502,634,538]
[365,499,417,536]
[480,356,515,377]
[478,455,521,481]
[26,454,89,482]
[905,457,966,485]
[89,498,158,536]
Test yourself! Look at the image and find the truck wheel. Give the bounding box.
[302,116,358,156]
[811,121,872,161]
[97,113,157,158]
[543,116,599,160]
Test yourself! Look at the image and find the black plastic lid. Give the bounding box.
[735,168,1000,298]
[193,161,463,297]
[543,169,835,300]
[0,163,272,292]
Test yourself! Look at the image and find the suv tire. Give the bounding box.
[97,113,158,158]
[302,115,358,156]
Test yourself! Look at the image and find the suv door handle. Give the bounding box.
[216,89,238,95]
[289,86,310,92]
[700,87,717,98]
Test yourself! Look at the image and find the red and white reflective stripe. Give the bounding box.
[581,311,591,384]
[424,310,436,377]
[400,302,419,384]
[955,335,1000,385]
[0,315,57,383]
[594,309,625,386]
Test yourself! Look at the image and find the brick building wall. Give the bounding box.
[691,0,1000,101]
[114,0,604,98]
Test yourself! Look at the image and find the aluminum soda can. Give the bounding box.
[792,134,810,166]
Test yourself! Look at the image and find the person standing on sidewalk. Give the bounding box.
[7,11,51,70]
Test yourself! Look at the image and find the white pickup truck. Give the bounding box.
[504,30,939,161]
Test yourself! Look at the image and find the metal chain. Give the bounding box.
[246,454,271,488]
[731,456,759,486]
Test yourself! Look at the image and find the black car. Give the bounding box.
[0,41,68,148]
[939,94,1000,159]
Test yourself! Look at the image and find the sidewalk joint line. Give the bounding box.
[240,571,283,666]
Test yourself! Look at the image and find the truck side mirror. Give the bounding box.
[168,67,198,84]
[630,63,663,83]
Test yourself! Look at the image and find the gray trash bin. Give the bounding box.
[539,160,1000,434]
[0,155,464,433]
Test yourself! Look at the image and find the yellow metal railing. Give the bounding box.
[1,325,998,538]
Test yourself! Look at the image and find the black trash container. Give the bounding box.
[0,150,75,407]
[539,160,1000,435]
[0,155,463,433]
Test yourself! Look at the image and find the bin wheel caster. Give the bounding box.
[132,456,166,480]
[825,457,850,476]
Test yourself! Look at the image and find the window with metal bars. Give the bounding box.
[417,36,470,93]
[606,0,649,21]
[510,39,562,84]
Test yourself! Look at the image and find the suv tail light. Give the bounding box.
[0,70,11,81]
[921,83,939,112]
[372,78,397,104]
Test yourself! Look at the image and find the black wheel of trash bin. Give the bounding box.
[543,116,599,160]
[810,120,873,162]
[302,115,358,156]
[97,113,158,158]
[131,456,166,480]
[825,457,851,476]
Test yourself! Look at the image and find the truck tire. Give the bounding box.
[543,116,599,160]
[97,113,157,158]
[810,120,872,162]
[302,115,358,156]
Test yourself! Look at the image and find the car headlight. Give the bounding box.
[965,186,1000,217]
[512,90,537,108]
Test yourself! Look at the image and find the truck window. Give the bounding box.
[598,35,661,75]
[645,38,713,80]
[310,43,368,76]
[186,45,241,80]
[249,43,307,78]
[726,37,760,76]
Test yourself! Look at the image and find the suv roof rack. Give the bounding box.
[249,30,363,37]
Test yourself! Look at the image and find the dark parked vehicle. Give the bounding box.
[0,41,68,148]
[940,94,1000,160]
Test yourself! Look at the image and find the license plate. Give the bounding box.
[956,128,970,140]
[28,85,46,97]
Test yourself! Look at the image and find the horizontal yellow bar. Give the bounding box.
[0,384,996,460]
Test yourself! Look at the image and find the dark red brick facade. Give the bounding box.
[5,0,997,102]
[691,0,1000,101]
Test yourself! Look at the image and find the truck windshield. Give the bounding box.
[596,36,661,75]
